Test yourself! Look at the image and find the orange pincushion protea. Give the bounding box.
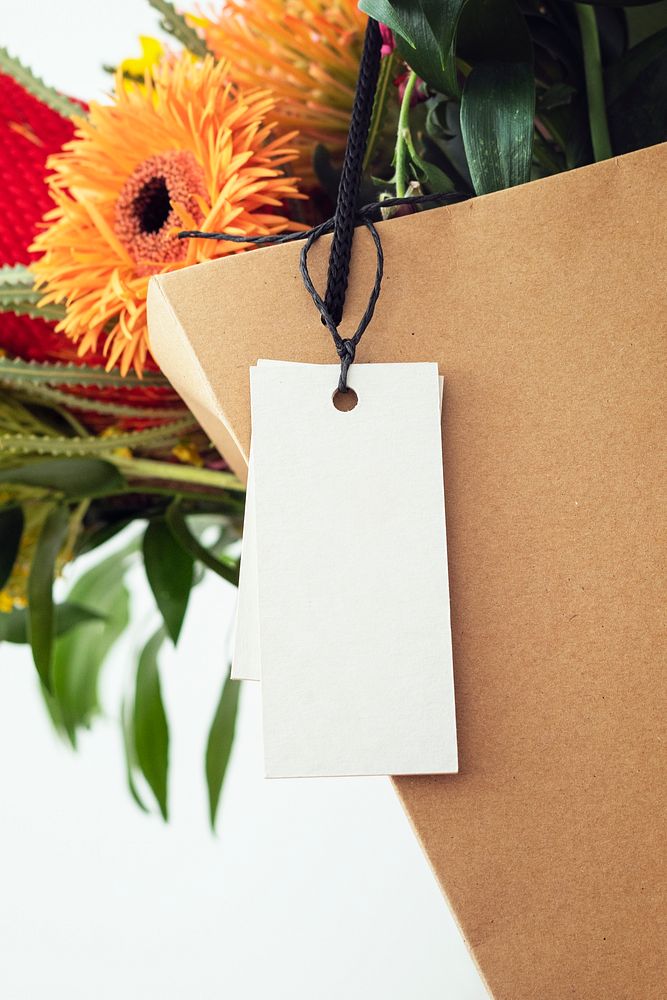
[193,1,367,176]
[30,55,303,376]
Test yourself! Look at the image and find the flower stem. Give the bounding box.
[363,52,397,172]
[110,456,245,492]
[395,70,418,198]
[575,5,612,162]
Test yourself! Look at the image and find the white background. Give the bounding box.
[0,4,489,998]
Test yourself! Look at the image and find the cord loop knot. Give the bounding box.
[336,338,356,392]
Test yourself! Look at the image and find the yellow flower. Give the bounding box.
[172,441,205,467]
[119,36,165,83]
[30,55,303,376]
[193,1,367,177]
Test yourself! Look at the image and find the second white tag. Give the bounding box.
[250,361,457,778]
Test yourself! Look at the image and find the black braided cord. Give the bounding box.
[299,216,384,393]
[323,17,382,332]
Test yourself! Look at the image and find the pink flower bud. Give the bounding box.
[396,71,428,106]
[379,23,396,57]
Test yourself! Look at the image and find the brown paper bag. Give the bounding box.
[148,142,666,1000]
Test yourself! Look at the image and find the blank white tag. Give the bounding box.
[232,368,445,683]
[250,361,457,778]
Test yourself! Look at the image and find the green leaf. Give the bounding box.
[121,699,150,814]
[0,458,126,500]
[0,415,196,459]
[143,519,194,644]
[27,506,70,689]
[51,549,131,745]
[165,502,240,587]
[0,601,105,644]
[0,355,171,389]
[451,0,535,193]
[5,382,187,421]
[75,517,134,557]
[0,505,23,589]
[461,61,535,194]
[360,0,468,95]
[0,49,83,119]
[134,627,170,820]
[424,96,473,187]
[206,669,240,831]
[409,148,456,192]
[358,0,418,45]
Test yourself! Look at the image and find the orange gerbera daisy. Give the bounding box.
[193,1,367,175]
[30,55,302,376]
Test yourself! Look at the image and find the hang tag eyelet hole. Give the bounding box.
[332,387,358,412]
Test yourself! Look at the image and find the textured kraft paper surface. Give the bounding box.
[148,143,666,1000]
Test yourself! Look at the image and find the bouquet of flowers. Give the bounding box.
[1,0,665,825]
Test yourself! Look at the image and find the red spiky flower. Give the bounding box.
[0,61,181,427]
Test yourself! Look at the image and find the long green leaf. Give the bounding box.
[206,669,240,831]
[121,699,150,813]
[360,0,468,95]
[133,627,170,820]
[8,382,187,420]
[27,505,70,689]
[424,95,473,187]
[143,519,194,644]
[0,416,196,459]
[165,502,240,587]
[0,356,171,389]
[51,550,131,745]
[461,61,535,194]
[358,1,418,44]
[0,601,104,644]
[0,458,126,500]
[0,505,23,589]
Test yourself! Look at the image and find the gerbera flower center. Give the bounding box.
[134,175,172,234]
[115,151,207,273]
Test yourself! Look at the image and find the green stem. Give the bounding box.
[363,52,397,172]
[395,70,418,198]
[110,456,245,493]
[575,5,612,162]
